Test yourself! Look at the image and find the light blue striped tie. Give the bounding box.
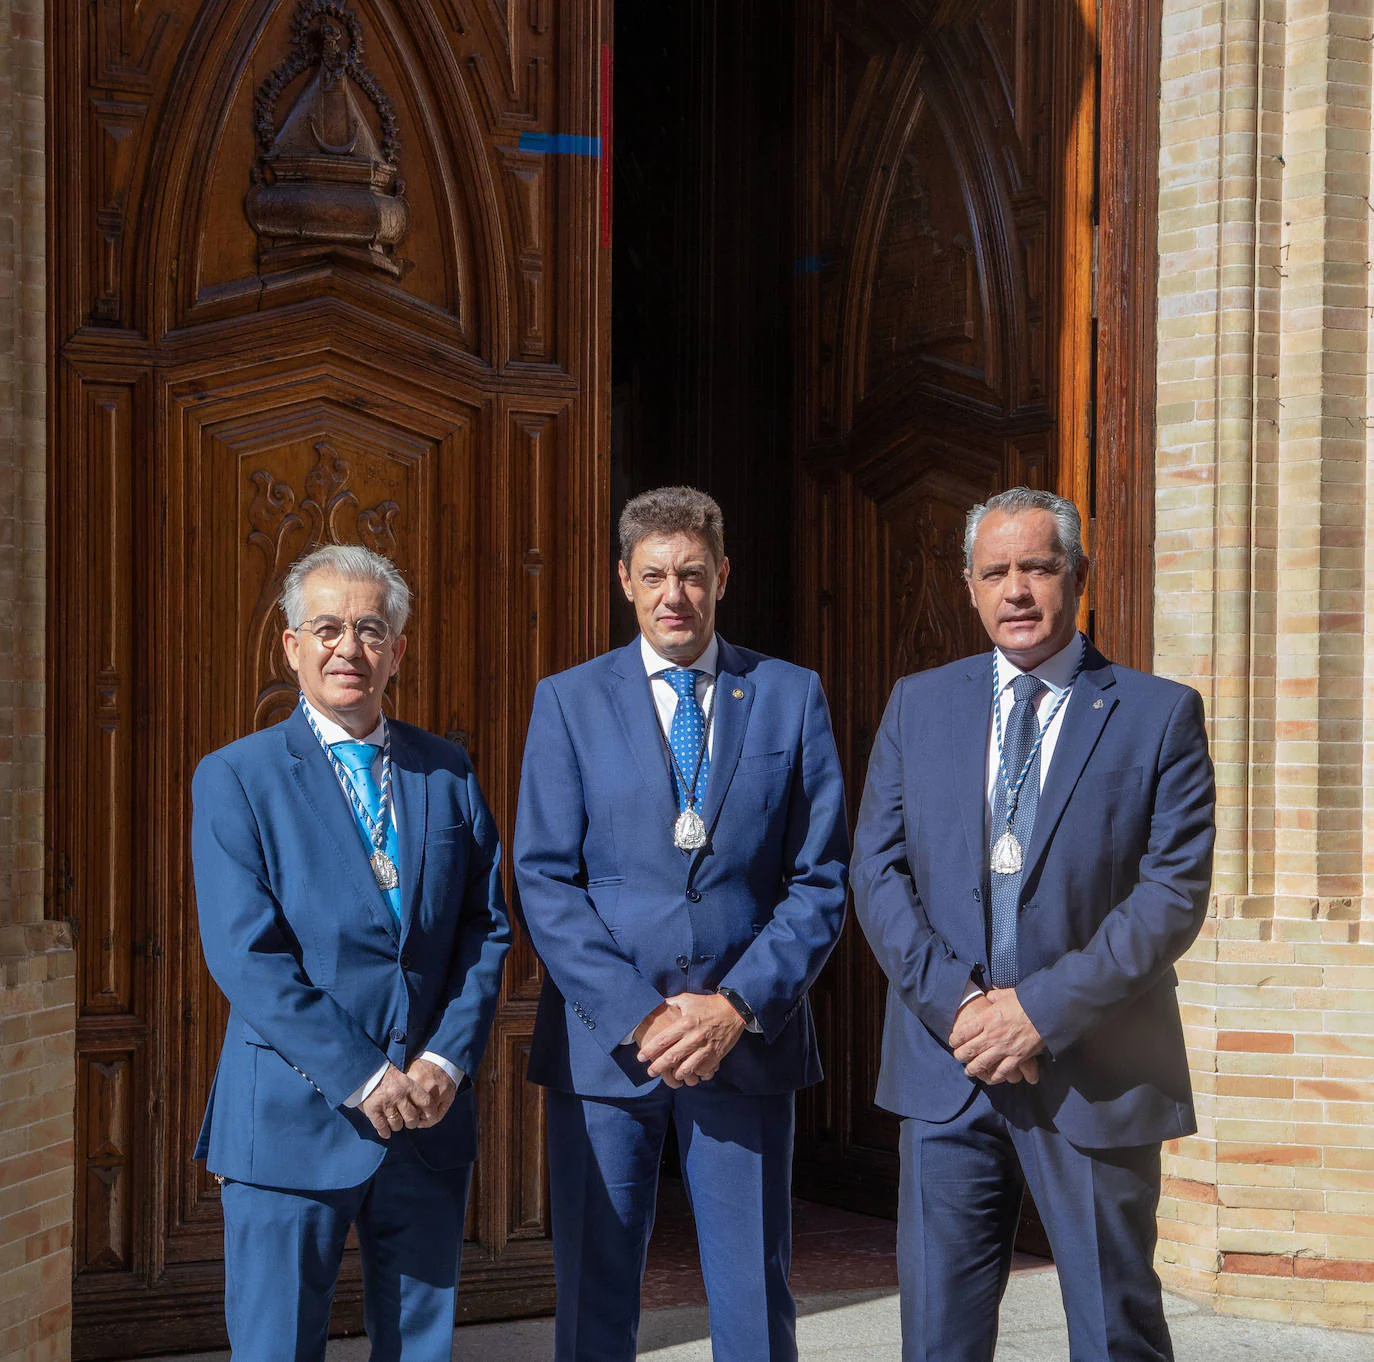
[332,741,402,923]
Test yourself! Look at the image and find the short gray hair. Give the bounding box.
[280,544,412,634]
[964,487,1086,573]
[618,486,725,567]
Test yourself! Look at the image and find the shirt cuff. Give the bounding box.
[718,987,763,1034]
[344,1060,390,1109]
[958,981,986,1011]
[419,1051,466,1088]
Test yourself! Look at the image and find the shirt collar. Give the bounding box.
[303,697,387,748]
[640,632,720,679]
[994,632,1084,698]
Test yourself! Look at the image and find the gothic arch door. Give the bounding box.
[792,0,1097,1210]
[49,0,609,1353]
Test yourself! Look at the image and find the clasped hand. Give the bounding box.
[359,1058,457,1139]
[634,994,745,1087]
[947,988,1044,1086]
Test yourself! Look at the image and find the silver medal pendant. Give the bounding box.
[673,808,707,851]
[370,850,400,891]
[990,830,1023,876]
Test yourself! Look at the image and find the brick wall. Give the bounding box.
[1154,0,1374,1330]
[0,0,70,1357]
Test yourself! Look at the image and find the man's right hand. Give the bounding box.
[358,1064,437,1138]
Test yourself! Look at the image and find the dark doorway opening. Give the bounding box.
[610,0,795,659]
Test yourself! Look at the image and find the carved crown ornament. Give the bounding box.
[245,0,411,277]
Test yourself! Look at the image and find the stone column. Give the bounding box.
[1155,0,1374,1331]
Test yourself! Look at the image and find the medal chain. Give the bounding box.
[300,693,395,857]
[991,639,1085,837]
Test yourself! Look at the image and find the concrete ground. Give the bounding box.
[139,1266,1374,1360]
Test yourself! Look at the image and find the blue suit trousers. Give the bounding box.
[221,1139,471,1362]
[547,1085,797,1362]
[897,1089,1172,1362]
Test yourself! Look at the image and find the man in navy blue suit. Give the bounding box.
[853,487,1215,1362]
[514,486,849,1362]
[192,544,510,1361]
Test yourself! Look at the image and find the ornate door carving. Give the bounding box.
[792,0,1096,1209]
[49,0,608,1354]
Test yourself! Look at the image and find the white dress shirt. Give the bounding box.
[641,632,719,759]
[983,632,1085,818]
[302,700,464,1106]
[961,633,1085,1009]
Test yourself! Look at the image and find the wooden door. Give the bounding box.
[791,0,1097,1211]
[48,0,609,1354]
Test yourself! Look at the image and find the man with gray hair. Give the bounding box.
[515,486,849,1361]
[853,487,1215,1361]
[191,543,510,1361]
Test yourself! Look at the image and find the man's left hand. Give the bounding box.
[638,992,745,1085]
[405,1057,458,1127]
[949,988,1044,1085]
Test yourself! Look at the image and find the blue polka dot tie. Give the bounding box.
[988,674,1045,988]
[663,668,709,812]
[332,741,402,923]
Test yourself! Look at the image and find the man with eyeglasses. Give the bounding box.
[190,543,510,1362]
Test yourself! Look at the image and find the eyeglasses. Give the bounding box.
[294,614,394,649]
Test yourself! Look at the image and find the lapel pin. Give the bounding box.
[1093,698,1103,709]
[732,688,744,699]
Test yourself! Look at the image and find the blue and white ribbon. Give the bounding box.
[299,693,395,856]
[991,638,1086,831]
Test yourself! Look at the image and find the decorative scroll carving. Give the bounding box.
[892,506,976,677]
[245,0,410,277]
[245,442,402,728]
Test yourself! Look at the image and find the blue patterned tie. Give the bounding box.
[988,674,1045,988]
[332,741,402,922]
[663,668,710,811]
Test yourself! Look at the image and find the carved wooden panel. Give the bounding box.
[792,0,1096,1213]
[50,0,609,1352]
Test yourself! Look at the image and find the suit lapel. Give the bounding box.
[608,639,679,829]
[952,653,994,880]
[388,723,427,943]
[698,638,752,837]
[283,707,401,944]
[1020,644,1117,880]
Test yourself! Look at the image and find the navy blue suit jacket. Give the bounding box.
[852,643,1215,1148]
[192,707,511,1189]
[513,637,850,1098]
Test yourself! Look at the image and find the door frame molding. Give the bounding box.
[1093,0,1161,671]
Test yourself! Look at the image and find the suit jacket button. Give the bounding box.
[972,889,981,903]
[685,888,701,903]
[390,1028,405,1043]
[675,954,690,970]
[586,1019,596,1030]
[400,952,412,969]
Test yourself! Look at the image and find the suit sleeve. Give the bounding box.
[191,753,389,1108]
[513,678,667,1052]
[415,757,512,1077]
[852,678,981,1042]
[717,670,850,1042]
[1015,685,1215,1056]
